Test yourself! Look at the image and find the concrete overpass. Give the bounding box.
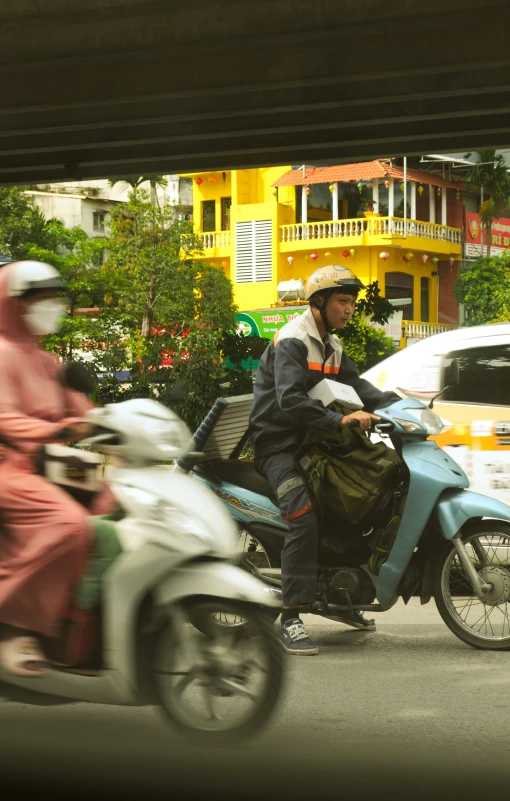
[1,0,510,185]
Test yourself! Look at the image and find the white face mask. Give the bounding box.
[23,298,67,336]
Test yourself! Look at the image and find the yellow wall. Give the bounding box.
[184,167,449,320]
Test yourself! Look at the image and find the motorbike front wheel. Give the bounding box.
[433,522,510,650]
[192,528,281,633]
[151,599,285,746]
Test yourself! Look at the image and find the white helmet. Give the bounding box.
[87,398,192,463]
[8,260,65,297]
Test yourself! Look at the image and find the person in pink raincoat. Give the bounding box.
[0,260,114,677]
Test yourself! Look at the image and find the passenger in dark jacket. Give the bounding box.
[250,264,400,655]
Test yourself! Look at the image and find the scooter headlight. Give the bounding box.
[113,485,223,549]
[397,407,444,435]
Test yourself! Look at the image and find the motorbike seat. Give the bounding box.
[203,459,278,505]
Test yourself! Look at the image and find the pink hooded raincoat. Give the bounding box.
[0,263,113,637]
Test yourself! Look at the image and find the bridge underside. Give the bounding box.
[2,0,510,185]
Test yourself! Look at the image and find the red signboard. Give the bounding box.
[465,212,510,256]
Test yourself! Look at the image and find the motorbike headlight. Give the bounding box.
[397,407,444,435]
[113,485,219,547]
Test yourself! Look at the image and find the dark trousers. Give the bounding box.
[254,449,319,607]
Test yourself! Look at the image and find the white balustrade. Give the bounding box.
[403,322,457,339]
[280,217,461,245]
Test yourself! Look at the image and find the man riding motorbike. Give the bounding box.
[250,264,400,655]
[0,260,115,677]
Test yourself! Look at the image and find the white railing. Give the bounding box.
[200,230,231,249]
[403,322,457,339]
[181,230,230,250]
[368,217,462,245]
[279,217,462,245]
[281,219,365,242]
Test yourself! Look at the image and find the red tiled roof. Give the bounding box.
[273,160,463,190]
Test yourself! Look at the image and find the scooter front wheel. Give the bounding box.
[151,599,285,746]
[433,522,510,650]
[193,528,281,633]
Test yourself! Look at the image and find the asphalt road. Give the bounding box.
[2,599,510,801]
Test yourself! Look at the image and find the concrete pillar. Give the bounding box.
[429,185,435,223]
[301,185,308,224]
[410,181,417,220]
[388,178,394,216]
[372,181,379,214]
[332,181,339,220]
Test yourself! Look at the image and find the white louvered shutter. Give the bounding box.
[235,220,272,283]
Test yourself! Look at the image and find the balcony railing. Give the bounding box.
[280,217,462,245]
[369,217,463,245]
[200,230,230,249]
[281,219,364,242]
[181,230,231,250]
[403,321,457,339]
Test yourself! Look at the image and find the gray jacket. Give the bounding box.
[250,308,399,458]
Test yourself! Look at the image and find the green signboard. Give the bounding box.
[235,307,307,339]
[232,307,307,372]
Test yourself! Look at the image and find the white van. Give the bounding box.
[361,322,510,506]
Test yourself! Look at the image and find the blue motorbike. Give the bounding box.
[176,361,510,650]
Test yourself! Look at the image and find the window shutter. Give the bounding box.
[235,220,272,283]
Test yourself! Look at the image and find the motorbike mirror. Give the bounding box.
[61,361,96,396]
[446,358,460,387]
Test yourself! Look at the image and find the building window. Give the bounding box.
[235,220,272,283]
[385,272,414,320]
[420,277,430,322]
[221,197,231,231]
[441,346,510,406]
[202,200,216,232]
[93,211,106,233]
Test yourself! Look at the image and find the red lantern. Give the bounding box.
[436,187,441,197]
[305,186,311,196]
[195,177,203,186]
[384,180,390,190]
[342,249,351,258]
[310,252,318,261]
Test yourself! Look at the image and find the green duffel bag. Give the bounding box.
[295,405,402,526]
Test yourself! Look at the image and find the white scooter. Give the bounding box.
[0,398,284,745]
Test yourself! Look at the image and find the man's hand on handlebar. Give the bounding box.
[340,410,381,433]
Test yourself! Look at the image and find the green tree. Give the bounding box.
[109,176,168,207]
[465,151,510,256]
[342,280,397,371]
[103,188,238,427]
[26,227,128,375]
[454,251,510,326]
[0,187,65,259]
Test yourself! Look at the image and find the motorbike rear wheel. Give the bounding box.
[151,599,285,746]
[433,522,510,650]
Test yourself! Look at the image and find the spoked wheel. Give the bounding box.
[195,529,281,633]
[434,522,510,650]
[151,600,285,746]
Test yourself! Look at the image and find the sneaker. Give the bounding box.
[278,618,319,655]
[335,611,376,631]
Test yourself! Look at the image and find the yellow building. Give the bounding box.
[182,161,464,346]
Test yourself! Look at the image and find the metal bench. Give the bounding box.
[176,394,254,472]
